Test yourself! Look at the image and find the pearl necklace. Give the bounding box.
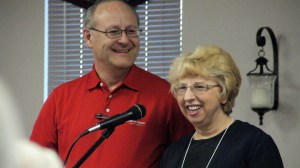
[180,119,233,168]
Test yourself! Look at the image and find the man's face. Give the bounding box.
[85,1,140,71]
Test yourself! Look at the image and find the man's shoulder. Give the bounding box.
[133,65,169,85]
[52,72,91,93]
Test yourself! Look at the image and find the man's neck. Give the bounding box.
[95,63,131,91]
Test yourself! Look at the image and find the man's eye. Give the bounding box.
[126,29,136,33]
[126,29,137,35]
[107,29,120,34]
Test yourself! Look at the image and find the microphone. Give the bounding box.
[82,104,146,136]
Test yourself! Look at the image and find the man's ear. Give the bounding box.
[83,28,92,48]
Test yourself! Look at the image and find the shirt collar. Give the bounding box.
[86,65,101,90]
[85,64,143,91]
[122,65,143,91]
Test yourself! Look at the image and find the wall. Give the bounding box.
[0,0,299,167]
[0,0,44,137]
[182,0,300,167]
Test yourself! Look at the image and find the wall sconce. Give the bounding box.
[247,27,279,125]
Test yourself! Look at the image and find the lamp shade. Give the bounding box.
[248,75,276,109]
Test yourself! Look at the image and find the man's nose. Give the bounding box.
[117,31,130,43]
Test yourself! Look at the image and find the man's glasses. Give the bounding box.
[90,27,142,38]
[174,83,219,96]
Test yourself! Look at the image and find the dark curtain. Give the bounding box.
[63,0,147,9]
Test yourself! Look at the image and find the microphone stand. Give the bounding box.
[72,127,115,168]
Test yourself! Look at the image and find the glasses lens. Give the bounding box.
[193,83,207,91]
[175,84,187,94]
[126,29,141,37]
[106,29,121,38]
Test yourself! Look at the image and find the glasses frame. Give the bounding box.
[174,83,219,96]
[89,27,142,38]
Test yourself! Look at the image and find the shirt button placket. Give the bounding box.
[106,94,113,113]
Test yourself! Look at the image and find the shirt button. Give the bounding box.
[106,108,110,113]
[99,82,104,87]
[108,95,112,99]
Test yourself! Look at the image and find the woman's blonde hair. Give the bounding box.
[168,45,241,115]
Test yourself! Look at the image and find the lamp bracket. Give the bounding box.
[247,27,279,125]
[255,27,279,111]
[256,27,278,73]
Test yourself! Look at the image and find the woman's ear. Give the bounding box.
[220,95,228,105]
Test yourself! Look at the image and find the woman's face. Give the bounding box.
[175,76,227,128]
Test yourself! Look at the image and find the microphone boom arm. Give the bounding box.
[72,127,115,168]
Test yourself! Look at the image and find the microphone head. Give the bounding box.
[131,104,146,120]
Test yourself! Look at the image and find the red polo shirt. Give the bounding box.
[30,65,193,168]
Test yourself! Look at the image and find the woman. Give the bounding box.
[160,45,283,168]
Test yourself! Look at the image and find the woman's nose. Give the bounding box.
[183,87,196,101]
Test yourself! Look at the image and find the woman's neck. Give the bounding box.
[193,116,234,140]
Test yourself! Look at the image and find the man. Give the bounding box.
[30,0,193,167]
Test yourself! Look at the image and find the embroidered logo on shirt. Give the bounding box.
[96,113,145,126]
[127,120,146,126]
